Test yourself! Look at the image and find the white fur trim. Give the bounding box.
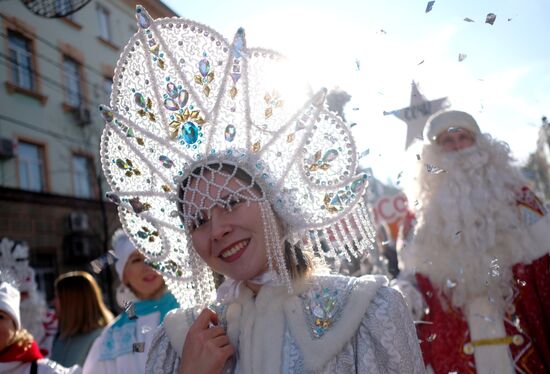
[284,275,387,372]
[163,308,194,358]
[524,213,550,263]
[424,110,480,143]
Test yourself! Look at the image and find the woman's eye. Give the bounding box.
[226,197,241,209]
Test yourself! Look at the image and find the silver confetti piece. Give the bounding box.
[132,342,145,352]
[446,279,457,289]
[141,325,152,334]
[458,53,467,62]
[425,1,435,13]
[485,13,497,25]
[425,163,446,174]
[427,333,437,342]
[89,251,118,274]
[359,149,370,158]
[464,17,475,22]
[125,301,138,320]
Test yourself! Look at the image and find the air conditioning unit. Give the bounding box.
[68,212,89,231]
[0,138,14,159]
[74,106,92,126]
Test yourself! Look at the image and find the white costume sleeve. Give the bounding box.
[82,329,115,374]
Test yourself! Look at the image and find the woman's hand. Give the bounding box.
[178,308,235,374]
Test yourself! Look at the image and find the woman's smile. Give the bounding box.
[219,239,250,262]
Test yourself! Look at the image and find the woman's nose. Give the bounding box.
[210,207,231,240]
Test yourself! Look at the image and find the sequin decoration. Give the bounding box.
[159,155,174,168]
[194,55,214,97]
[115,158,141,177]
[264,90,283,119]
[224,124,236,142]
[137,226,159,242]
[168,108,205,146]
[301,277,356,339]
[134,92,156,121]
[136,6,151,29]
[129,197,151,214]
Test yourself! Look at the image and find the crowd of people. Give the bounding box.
[1,6,549,374]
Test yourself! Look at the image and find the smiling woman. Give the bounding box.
[82,230,179,374]
[99,6,425,373]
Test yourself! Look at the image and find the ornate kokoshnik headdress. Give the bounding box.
[100,5,376,305]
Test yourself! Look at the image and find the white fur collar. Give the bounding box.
[163,274,388,373]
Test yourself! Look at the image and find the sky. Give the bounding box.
[161,0,550,185]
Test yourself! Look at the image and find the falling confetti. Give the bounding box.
[425,1,435,13]
[516,279,527,287]
[355,59,361,71]
[446,279,457,289]
[379,29,387,34]
[417,60,425,65]
[352,107,360,111]
[90,250,118,274]
[359,149,370,158]
[425,163,446,174]
[132,342,145,352]
[485,13,497,25]
[416,154,421,160]
[489,257,500,277]
[141,325,152,334]
[427,333,437,342]
[464,17,475,22]
[125,301,138,320]
[458,53,467,62]
[414,200,419,206]
[507,18,512,22]
[350,122,358,128]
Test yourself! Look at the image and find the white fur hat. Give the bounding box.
[0,282,20,330]
[111,229,137,280]
[424,110,480,143]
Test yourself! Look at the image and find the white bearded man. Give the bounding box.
[398,110,550,374]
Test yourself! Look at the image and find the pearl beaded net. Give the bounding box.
[99,6,377,306]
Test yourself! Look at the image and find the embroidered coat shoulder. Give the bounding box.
[146,274,425,373]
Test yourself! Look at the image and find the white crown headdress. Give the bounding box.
[100,6,376,305]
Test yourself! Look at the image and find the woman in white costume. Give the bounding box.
[82,230,178,374]
[98,6,425,373]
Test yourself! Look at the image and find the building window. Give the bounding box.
[72,155,94,198]
[63,56,82,108]
[18,141,46,192]
[96,5,112,41]
[103,76,112,98]
[7,30,35,91]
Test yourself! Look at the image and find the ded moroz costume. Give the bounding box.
[398,110,550,374]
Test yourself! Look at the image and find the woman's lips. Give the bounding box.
[219,239,250,263]
[143,273,158,282]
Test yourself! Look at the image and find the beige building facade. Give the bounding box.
[0,0,177,303]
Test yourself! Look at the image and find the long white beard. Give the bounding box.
[401,135,535,309]
[20,292,47,343]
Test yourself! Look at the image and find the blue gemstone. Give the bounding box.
[182,121,199,144]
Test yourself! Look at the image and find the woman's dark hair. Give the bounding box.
[178,162,314,283]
